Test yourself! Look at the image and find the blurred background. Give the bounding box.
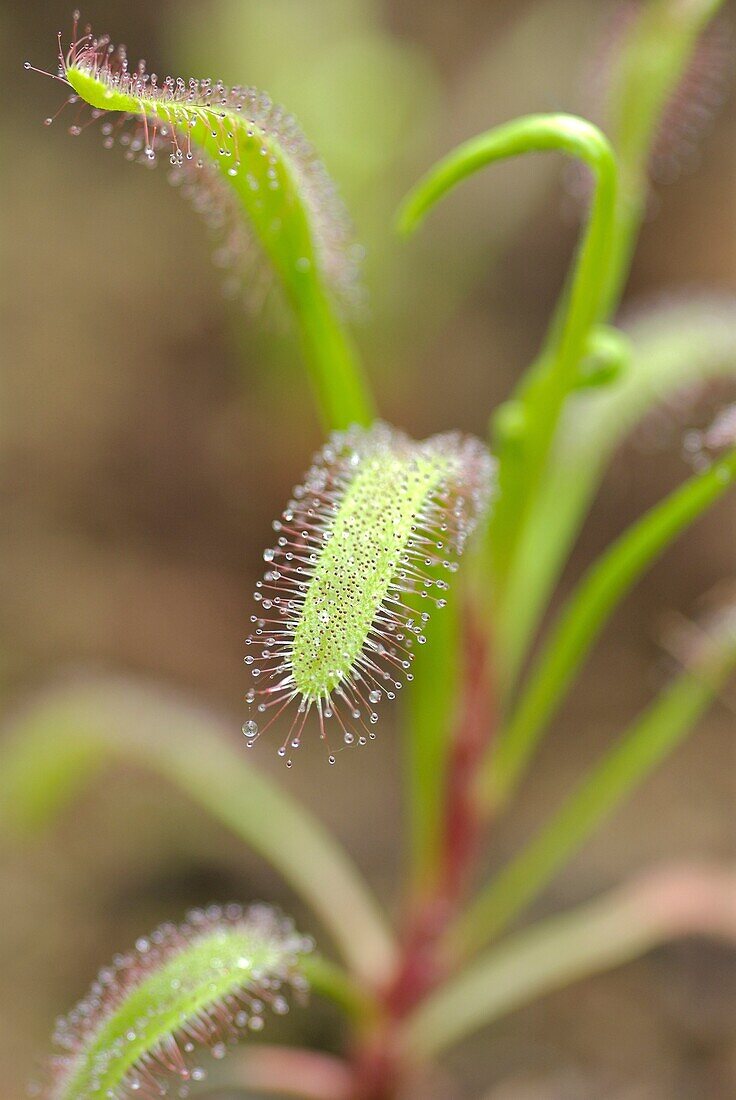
[2,1,736,1096]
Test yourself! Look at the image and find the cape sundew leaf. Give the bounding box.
[244,423,494,761]
[42,903,312,1100]
[60,26,359,308]
[31,18,374,428]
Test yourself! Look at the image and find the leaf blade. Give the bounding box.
[48,903,311,1099]
[404,859,736,1060]
[483,447,736,806]
[501,297,736,682]
[400,113,618,597]
[458,614,736,956]
[63,40,374,430]
[0,675,397,985]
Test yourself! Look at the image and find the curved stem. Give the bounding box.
[400,114,618,593]
[498,0,730,691]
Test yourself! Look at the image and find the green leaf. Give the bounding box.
[0,675,396,985]
[46,902,311,1099]
[403,860,736,1060]
[457,611,736,957]
[482,447,736,807]
[499,0,731,684]
[244,423,492,769]
[58,29,374,431]
[501,296,736,686]
[399,113,618,592]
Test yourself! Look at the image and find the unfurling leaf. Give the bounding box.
[43,903,311,1100]
[30,17,374,429]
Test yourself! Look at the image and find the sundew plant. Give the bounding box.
[7,2,736,1096]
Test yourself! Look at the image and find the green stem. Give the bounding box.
[65,63,375,432]
[295,280,374,430]
[403,572,463,897]
[401,121,617,587]
[301,955,379,1022]
[444,117,618,593]
[494,0,727,689]
[454,630,736,958]
[481,448,736,809]
[501,298,736,700]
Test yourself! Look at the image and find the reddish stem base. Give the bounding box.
[351,606,497,1098]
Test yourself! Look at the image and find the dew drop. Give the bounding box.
[242,720,259,740]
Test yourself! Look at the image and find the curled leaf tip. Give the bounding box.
[244,423,495,763]
[41,903,312,1099]
[36,15,362,312]
[395,194,425,238]
[399,113,615,233]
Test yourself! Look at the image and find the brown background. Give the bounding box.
[2,1,736,1096]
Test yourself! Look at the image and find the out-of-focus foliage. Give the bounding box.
[4,1,736,1097]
